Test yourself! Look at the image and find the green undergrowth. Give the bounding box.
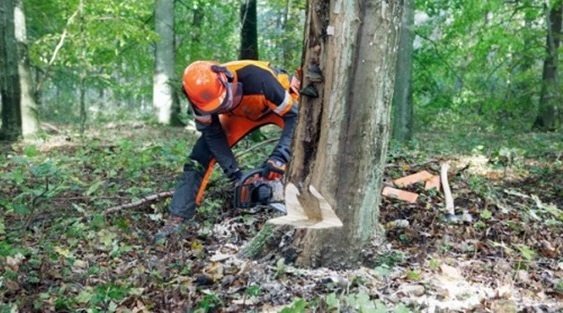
[1,124,560,312]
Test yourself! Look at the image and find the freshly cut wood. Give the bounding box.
[103,191,173,215]
[440,162,455,215]
[425,175,441,190]
[382,186,418,203]
[393,170,433,187]
[267,183,343,229]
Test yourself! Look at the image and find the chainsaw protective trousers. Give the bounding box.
[168,136,213,219]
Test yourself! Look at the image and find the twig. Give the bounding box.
[440,162,455,215]
[35,5,81,93]
[234,138,278,158]
[103,191,173,215]
[384,158,439,168]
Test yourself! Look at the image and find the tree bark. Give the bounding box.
[15,0,39,137]
[392,0,414,142]
[153,0,181,125]
[289,0,402,268]
[240,0,259,59]
[0,0,22,141]
[534,1,562,131]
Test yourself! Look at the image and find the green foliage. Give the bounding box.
[245,284,262,297]
[480,209,493,220]
[515,244,536,261]
[195,292,222,312]
[406,269,422,282]
[414,0,556,131]
[280,298,308,313]
[280,293,414,313]
[555,280,563,294]
[22,0,307,126]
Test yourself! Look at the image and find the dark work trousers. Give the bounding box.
[168,136,214,220]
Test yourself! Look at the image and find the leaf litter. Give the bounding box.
[0,128,561,312]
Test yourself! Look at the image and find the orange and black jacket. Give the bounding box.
[189,60,299,179]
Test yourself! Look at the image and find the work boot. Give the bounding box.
[154,215,187,243]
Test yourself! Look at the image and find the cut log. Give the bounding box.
[393,170,433,187]
[103,191,173,215]
[382,186,418,203]
[425,175,441,190]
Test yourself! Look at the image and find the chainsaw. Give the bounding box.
[233,168,286,213]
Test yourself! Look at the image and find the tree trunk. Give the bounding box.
[153,0,181,125]
[0,0,22,141]
[534,2,562,131]
[392,0,414,142]
[79,76,86,134]
[289,0,402,268]
[15,0,39,137]
[240,0,258,59]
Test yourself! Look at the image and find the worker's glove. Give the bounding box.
[228,169,244,186]
[261,159,286,181]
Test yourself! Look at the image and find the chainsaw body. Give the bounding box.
[233,168,285,211]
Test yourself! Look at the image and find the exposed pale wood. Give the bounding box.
[425,175,441,190]
[267,183,343,228]
[440,162,455,215]
[393,170,433,187]
[103,191,173,215]
[382,186,418,203]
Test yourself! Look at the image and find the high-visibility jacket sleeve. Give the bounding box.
[198,115,240,179]
[269,104,298,164]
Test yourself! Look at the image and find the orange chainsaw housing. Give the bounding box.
[195,114,285,206]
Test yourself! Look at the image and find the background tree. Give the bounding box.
[14,0,39,137]
[240,0,259,59]
[0,0,22,141]
[258,0,305,70]
[153,0,181,125]
[392,0,415,142]
[534,1,561,131]
[288,0,402,268]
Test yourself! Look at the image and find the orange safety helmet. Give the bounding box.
[182,61,229,113]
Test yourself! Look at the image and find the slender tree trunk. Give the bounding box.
[0,0,22,141]
[191,7,203,46]
[153,0,181,125]
[534,1,562,131]
[79,76,86,134]
[289,0,402,268]
[240,0,258,59]
[392,0,414,142]
[282,0,292,67]
[15,0,39,137]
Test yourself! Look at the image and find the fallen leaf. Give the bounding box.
[6,253,25,271]
[440,264,463,280]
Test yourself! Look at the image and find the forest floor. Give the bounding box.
[0,123,562,313]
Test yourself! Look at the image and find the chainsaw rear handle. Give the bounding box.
[233,168,272,209]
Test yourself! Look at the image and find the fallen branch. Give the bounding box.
[35,5,81,93]
[40,122,62,134]
[234,138,278,158]
[103,191,173,215]
[440,162,455,215]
